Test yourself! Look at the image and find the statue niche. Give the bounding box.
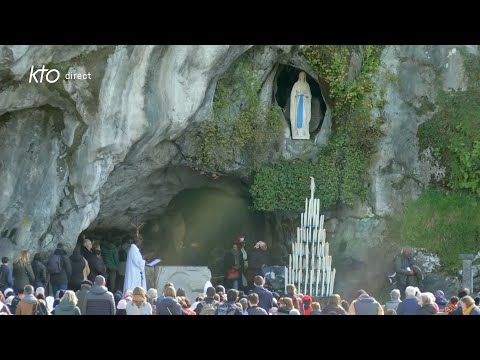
[290,71,312,140]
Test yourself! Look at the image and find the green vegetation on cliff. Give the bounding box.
[418,51,480,196]
[251,45,383,211]
[389,191,480,273]
[196,60,284,174]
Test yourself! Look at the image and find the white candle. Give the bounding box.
[309,269,314,296]
[331,268,336,295]
[304,268,308,295]
[299,256,302,288]
[289,254,292,285]
[325,267,330,296]
[316,199,321,226]
[305,246,309,294]
[285,266,288,294]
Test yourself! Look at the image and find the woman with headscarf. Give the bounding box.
[126,287,152,315]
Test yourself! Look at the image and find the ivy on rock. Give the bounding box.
[251,45,383,211]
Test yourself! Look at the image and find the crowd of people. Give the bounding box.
[1,233,480,315]
[1,270,480,315]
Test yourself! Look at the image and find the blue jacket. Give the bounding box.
[157,297,186,315]
[397,297,420,315]
[249,286,274,313]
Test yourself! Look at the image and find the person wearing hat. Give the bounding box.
[116,299,127,315]
[302,295,313,315]
[434,290,448,311]
[75,280,93,315]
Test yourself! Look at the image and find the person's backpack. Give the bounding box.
[32,301,49,315]
[10,297,21,314]
[216,303,238,315]
[0,265,8,287]
[199,300,219,315]
[47,254,62,275]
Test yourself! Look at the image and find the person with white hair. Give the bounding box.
[384,289,402,312]
[417,293,437,315]
[147,288,158,314]
[35,287,45,298]
[397,286,421,315]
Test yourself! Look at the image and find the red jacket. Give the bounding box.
[304,306,313,315]
[183,308,196,315]
[288,296,305,315]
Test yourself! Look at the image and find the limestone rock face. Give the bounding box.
[330,46,475,261]
[0,45,321,260]
[0,45,477,297]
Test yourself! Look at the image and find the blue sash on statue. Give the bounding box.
[297,95,304,129]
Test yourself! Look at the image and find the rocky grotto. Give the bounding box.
[1,45,480,300]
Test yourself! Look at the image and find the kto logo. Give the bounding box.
[28,65,60,84]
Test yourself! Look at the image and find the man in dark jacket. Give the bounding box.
[349,290,384,315]
[248,241,269,286]
[397,286,421,315]
[83,240,107,283]
[248,275,273,313]
[48,243,72,296]
[31,254,47,289]
[195,286,218,315]
[247,293,267,315]
[394,248,421,297]
[76,280,92,315]
[0,257,13,293]
[83,275,115,315]
[215,289,243,315]
[101,241,119,291]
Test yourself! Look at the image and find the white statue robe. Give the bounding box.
[290,72,312,140]
[123,244,147,292]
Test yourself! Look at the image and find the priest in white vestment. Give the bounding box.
[123,238,147,292]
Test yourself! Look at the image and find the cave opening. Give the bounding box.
[86,185,268,279]
[140,187,266,274]
[274,65,326,138]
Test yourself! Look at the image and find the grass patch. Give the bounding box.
[389,190,480,273]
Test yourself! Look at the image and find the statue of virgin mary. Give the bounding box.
[290,71,312,140]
